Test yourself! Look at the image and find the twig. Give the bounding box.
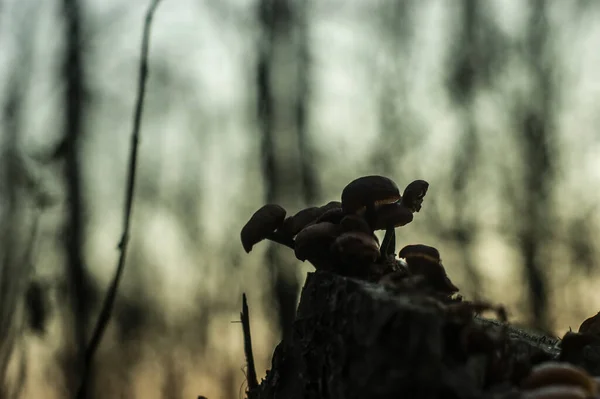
[241,293,259,394]
[75,0,162,397]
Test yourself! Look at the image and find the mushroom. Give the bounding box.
[559,331,600,364]
[331,231,380,277]
[340,175,401,229]
[398,244,459,295]
[399,244,441,263]
[521,361,597,396]
[240,204,287,253]
[280,206,323,237]
[315,207,346,224]
[578,311,600,335]
[401,179,429,213]
[320,200,342,212]
[522,386,588,399]
[339,215,373,235]
[283,201,345,237]
[294,222,341,270]
[373,203,414,257]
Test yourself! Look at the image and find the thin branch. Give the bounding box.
[241,293,259,394]
[75,0,162,397]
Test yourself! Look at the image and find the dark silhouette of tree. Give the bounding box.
[371,0,414,176]
[295,0,317,205]
[503,0,558,331]
[61,0,92,394]
[256,0,317,340]
[0,4,39,396]
[442,0,485,296]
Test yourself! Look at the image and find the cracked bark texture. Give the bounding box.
[251,271,561,399]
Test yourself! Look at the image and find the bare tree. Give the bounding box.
[295,0,317,205]
[60,0,92,394]
[504,0,558,331]
[443,0,484,296]
[0,4,39,396]
[371,0,414,176]
[256,0,317,339]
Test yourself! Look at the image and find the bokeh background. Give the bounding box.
[2,0,600,397]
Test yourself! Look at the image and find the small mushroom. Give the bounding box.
[320,200,342,212]
[341,176,401,229]
[373,203,414,231]
[316,207,346,224]
[240,204,287,253]
[401,179,429,213]
[294,222,341,270]
[399,244,441,263]
[280,207,323,237]
[373,203,414,257]
[579,311,600,335]
[521,361,597,396]
[332,231,380,276]
[399,244,458,295]
[559,331,600,364]
[340,215,372,235]
[522,385,589,399]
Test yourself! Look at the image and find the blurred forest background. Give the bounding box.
[1,0,600,397]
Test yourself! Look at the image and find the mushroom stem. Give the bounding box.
[265,231,295,250]
[365,203,377,230]
[380,227,396,258]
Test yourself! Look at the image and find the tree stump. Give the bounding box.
[251,271,561,399]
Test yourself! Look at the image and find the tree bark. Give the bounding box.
[251,271,561,399]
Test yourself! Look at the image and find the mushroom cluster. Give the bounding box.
[240,175,458,296]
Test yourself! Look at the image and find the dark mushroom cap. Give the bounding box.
[294,222,341,263]
[332,231,380,264]
[316,207,346,224]
[280,207,322,237]
[559,331,600,363]
[401,179,429,213]
[341,175,401,214]
[522,386,588,399]
[320,201,342,212]
[578,311,600,335]
[372,203,414,230]
[402,253,459,295]
[521,361,596,396]
[240,204,286,253]
[340,215,372,235]
[398,244,441,262]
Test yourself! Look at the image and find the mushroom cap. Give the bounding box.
[332,231,380,265]
[340,215,372,235]
[521,362,596,396]
[240,204,286,253]
[372,203,414,230]
[315,207,346,224]
[341,175,401,214]
[294,222,341,263]
[401,179,429,213]
[280,207,323,237]
[560,331,600,365]
[320,201,342,212]
[522,385,588,399]
[578,311,600,335]
[398,244,441,262]
[401,251,459,295]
